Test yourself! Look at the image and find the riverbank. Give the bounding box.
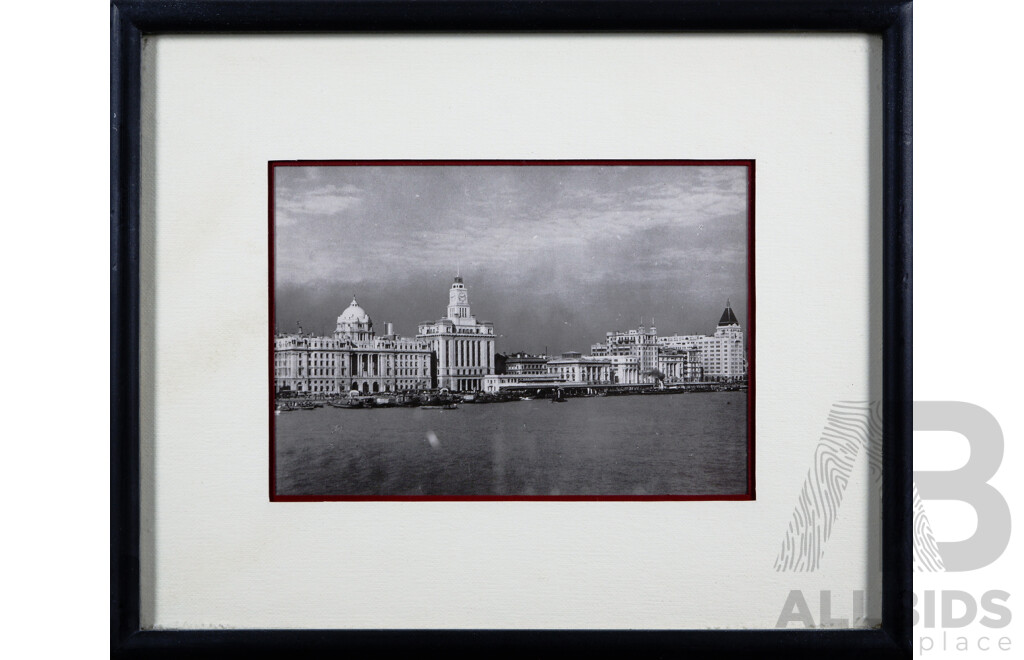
[276,381,747,410]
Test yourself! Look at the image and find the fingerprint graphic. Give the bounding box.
[913,482,945,572]
[775,402,943,572]
[774,402,882,571]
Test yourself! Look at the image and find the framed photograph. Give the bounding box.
[112,1,911,656]
[269,159,755,502]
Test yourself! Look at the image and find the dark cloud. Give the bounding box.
[274,164,749,353]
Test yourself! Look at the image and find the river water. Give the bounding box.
[274,391,748,497]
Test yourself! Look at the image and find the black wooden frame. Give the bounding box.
[111,1,912,657]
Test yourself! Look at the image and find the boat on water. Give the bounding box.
[328,399,363,409]
[420,403,458,410]
[550,389,567,403]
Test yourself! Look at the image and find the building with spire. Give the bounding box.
[657,300,747,382]
[273,297,433,396]
[417,274,496,392]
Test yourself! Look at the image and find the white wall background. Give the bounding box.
[913,2,1024,657]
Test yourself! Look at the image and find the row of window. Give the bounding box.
[282,367,429,376]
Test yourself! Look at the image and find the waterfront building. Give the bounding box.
[482,373,567,394]
[657,347,702,384]
[658,301,747,382]
[605,354,642,384]
[504,352,550,376]
[545,352,613,384]
[417,275,496,392]
[274,298,433,396]
[589,325,659,384]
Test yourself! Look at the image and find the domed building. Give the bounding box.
[274,297,433,396]
[333,298,374,342]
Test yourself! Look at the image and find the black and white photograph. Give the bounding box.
[271,161,753,499]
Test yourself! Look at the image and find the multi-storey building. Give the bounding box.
[545,352,613,384]
[657,348,702,384]
[273,298,433,396]
[481,373,566,394]
[603,354,641,385]
[417,275,496,392]
[658,301,747,382]
[504,352,549,376]
[590,325,659,384]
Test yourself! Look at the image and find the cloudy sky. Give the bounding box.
[274,164,749,354]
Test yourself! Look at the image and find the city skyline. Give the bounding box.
[274,164,749,355]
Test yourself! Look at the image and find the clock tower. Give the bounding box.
[447,275,471,319]
[418,273,496,392]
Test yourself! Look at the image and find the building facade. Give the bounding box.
[658,302,747,382]
[657,348,702,384]
[605,354,642,384]
[504,352,550,376]
[590,325,659,384]
[274,298,433,396]
[417,275,496,392]
[482,373,567,393]
[545,352,613,384]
